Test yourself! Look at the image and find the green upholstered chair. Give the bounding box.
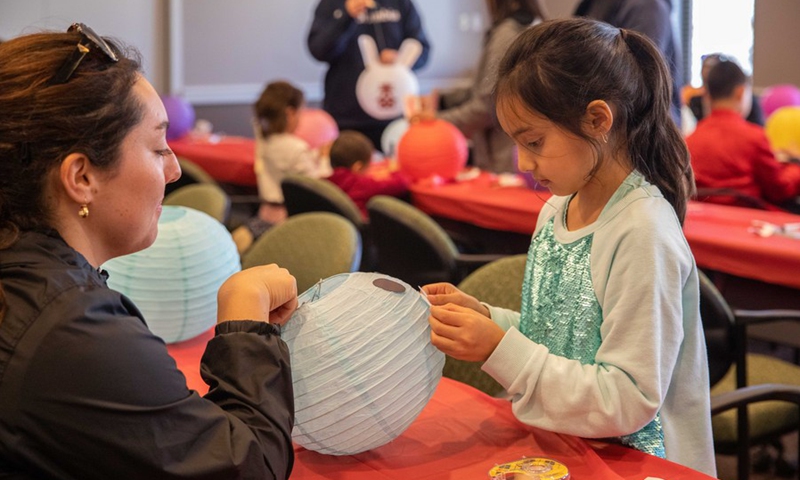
[443,255,527,397]
[241,212,361,293]
[700,270,800,480]
[365,195,504,288]
[163,183,231,225]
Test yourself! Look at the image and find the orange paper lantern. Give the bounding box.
[397,119,468,181]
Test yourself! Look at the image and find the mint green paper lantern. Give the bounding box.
[103,206,240,343]
[284,272,444,455]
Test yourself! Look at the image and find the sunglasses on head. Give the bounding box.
[48,23,119,85]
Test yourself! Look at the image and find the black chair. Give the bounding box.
[700,270,800,480]
[366,195,504,288]
[694,187,775,211]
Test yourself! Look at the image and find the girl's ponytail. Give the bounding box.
[620,30,694,223]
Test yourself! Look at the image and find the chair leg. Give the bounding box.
[752,445,773,473]
[738,405,751,480]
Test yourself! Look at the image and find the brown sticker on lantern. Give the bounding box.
[373,278,406,293]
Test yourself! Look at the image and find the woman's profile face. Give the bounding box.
[91,76,181,260]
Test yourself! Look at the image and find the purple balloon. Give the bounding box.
[161,96,195,140]
[761,84,800,118]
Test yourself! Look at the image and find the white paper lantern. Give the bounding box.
[284,272,444,455]
[381,117,409,159]
[355,36,422,120]
[103,206,240,343]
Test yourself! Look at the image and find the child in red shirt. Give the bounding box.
[325,131,410,218]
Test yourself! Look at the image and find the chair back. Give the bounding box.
[698,270,737,387]
[281,174,365,231]
[241,212,361,293]
[439,254,527,396]
[164,183,231,224]
[366,195,460,287]
[165,157,218,195]
[458,255,527,311]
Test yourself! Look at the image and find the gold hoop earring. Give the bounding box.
[79,204,89,218]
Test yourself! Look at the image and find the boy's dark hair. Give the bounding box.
[495,18,693,223]
[706,59,747,101]
[254,81,304,137]
[330,130,374,169]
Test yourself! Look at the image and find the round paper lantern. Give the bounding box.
[765,106,800,155]
[380,118,409,157]
[284,272,444,455]
[161,96,195,140]
[355,35,422,120]
[103,206,240,343]
[761,84,800,118]
[294,108,339,149]
[397,119,468,181]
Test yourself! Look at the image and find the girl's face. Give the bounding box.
[91,76,181,260]
[497,96,597,197]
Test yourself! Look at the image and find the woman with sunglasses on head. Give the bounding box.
[0,25,296,479]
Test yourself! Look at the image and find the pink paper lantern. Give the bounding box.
[397,119,468,181]
[161,96,195,140]
[761,84,800,118]
[295,108,339,149]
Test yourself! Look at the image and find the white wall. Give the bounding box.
[171,0,487,105]
[0,0,168,91]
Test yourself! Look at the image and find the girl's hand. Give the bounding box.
[428,303,505,361]
[217,264,299,326]
[422,282,489,317]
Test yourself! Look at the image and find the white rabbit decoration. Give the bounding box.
[355,35,422,120]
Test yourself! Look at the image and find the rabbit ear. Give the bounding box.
[396,38,422,68]
[358,35,380,67]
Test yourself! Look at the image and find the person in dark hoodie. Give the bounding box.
[307,0,431,150]
[574,0,683,125]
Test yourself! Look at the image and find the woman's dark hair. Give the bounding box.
[329,130,374,169]
[495,18,694,222]
[486,0,543,25]
[254,81,304,138]
[0,29,143,322]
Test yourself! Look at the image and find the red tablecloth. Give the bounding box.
[168,330,714,480]
[169,135,256,186]
[162,136,800,290]
[411,173,800,290]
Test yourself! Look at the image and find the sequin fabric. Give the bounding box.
[519,212,665,458]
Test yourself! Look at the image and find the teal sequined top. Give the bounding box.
[518,181,666,458]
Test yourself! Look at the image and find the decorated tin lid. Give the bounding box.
[488,457,570,480]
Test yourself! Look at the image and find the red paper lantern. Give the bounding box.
[295,108,339,149]
[397,119,468,181]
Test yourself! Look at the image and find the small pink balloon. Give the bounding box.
[295,108,339,149]
[761,84,800,118]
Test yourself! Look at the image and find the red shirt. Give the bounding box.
[326,167,410,219]
[686,108,800,207]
